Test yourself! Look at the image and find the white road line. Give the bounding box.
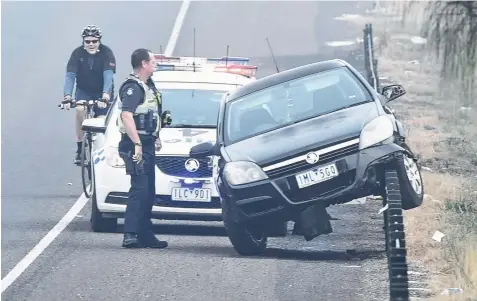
[0,1,190,294]
[1,194,89,293]
[164,0,190,56]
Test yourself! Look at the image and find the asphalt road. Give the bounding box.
[1,1,392,300]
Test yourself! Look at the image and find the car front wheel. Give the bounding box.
[90,193,118,233]
[395,150,424,210]
[221,197,267,256]
[89,167,118,233]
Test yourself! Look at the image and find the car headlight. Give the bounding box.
[223,161,268,186]
[105,146,125,168]
[359,115,394,150]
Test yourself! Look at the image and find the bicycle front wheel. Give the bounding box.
[80,134,94,198]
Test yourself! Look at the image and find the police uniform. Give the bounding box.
[117,73,168,249]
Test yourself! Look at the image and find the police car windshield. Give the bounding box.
[223,67,373,145]
[161,89,224,128]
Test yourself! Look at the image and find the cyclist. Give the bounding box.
[60,25,116,164]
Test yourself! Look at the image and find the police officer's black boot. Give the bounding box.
[122,232,143,248]
[138,230,168,249]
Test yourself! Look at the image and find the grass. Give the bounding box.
[347,3,477,299]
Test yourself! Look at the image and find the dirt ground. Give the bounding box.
[347,1,477,299]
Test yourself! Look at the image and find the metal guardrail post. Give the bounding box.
[363,22,410,301]
[369,24,380,91]
[363,25,371,85]
[363,23,380,92]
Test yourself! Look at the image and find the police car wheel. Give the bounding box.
[90,190,117,233]
[80,135,94,198]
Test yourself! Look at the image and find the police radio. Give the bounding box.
[161,110,172,126]
[134,110,158,133]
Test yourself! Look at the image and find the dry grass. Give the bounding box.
[349,2,477,298]
[403,172,452,265]
[404,172,477,299]
[401,105,443,162]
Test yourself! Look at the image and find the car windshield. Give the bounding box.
[223,67,373,145]
[161,89,225,128]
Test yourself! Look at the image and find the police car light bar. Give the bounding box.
[154,54,181,62]
[207,56,250,66]
[154,54,208,70]
[214,64,258,78]
[154,54,250,66]
[155,64,203,72]
[153,54,257,78]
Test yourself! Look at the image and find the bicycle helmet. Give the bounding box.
[81,25,102,39]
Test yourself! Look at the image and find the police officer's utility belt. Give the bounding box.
[133,110,157,133]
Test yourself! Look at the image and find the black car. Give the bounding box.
[189,59,424,260]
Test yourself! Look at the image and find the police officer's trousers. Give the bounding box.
[118,134,156,235]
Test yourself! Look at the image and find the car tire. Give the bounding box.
[221,197,267,256]
[89,167,118,233]
[395,148,424,210]
[383,169,410,300]
[81,134,94,198]
[91,193,118,233]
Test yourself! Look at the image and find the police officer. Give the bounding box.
[117,48,171,248]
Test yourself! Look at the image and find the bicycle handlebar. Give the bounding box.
[58,98,107,109]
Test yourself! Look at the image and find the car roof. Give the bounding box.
[226,59,348,101]
[151,70,254,86]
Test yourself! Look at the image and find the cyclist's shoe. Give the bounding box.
[74,152,81,165]
[75,151,90,166]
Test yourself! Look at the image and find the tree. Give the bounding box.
[404,1,477,102]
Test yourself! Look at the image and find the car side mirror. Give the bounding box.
[189,142,217,158]
[82,117,106,134]
[381,84,406,103]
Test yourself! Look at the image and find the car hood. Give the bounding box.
[224,102,380,166]
[105,126,216,156]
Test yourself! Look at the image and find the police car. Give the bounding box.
[81,54,258,232]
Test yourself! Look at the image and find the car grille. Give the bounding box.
[282,170,356,203]
[155,156,212,178]
[264,142,359,178]
[106,192,221,209]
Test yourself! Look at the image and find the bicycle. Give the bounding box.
[58,98,106,198]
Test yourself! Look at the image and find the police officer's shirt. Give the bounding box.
[66,44,116,94]
[119,78,158,113]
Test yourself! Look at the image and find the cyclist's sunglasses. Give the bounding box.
[84,39,99,44]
